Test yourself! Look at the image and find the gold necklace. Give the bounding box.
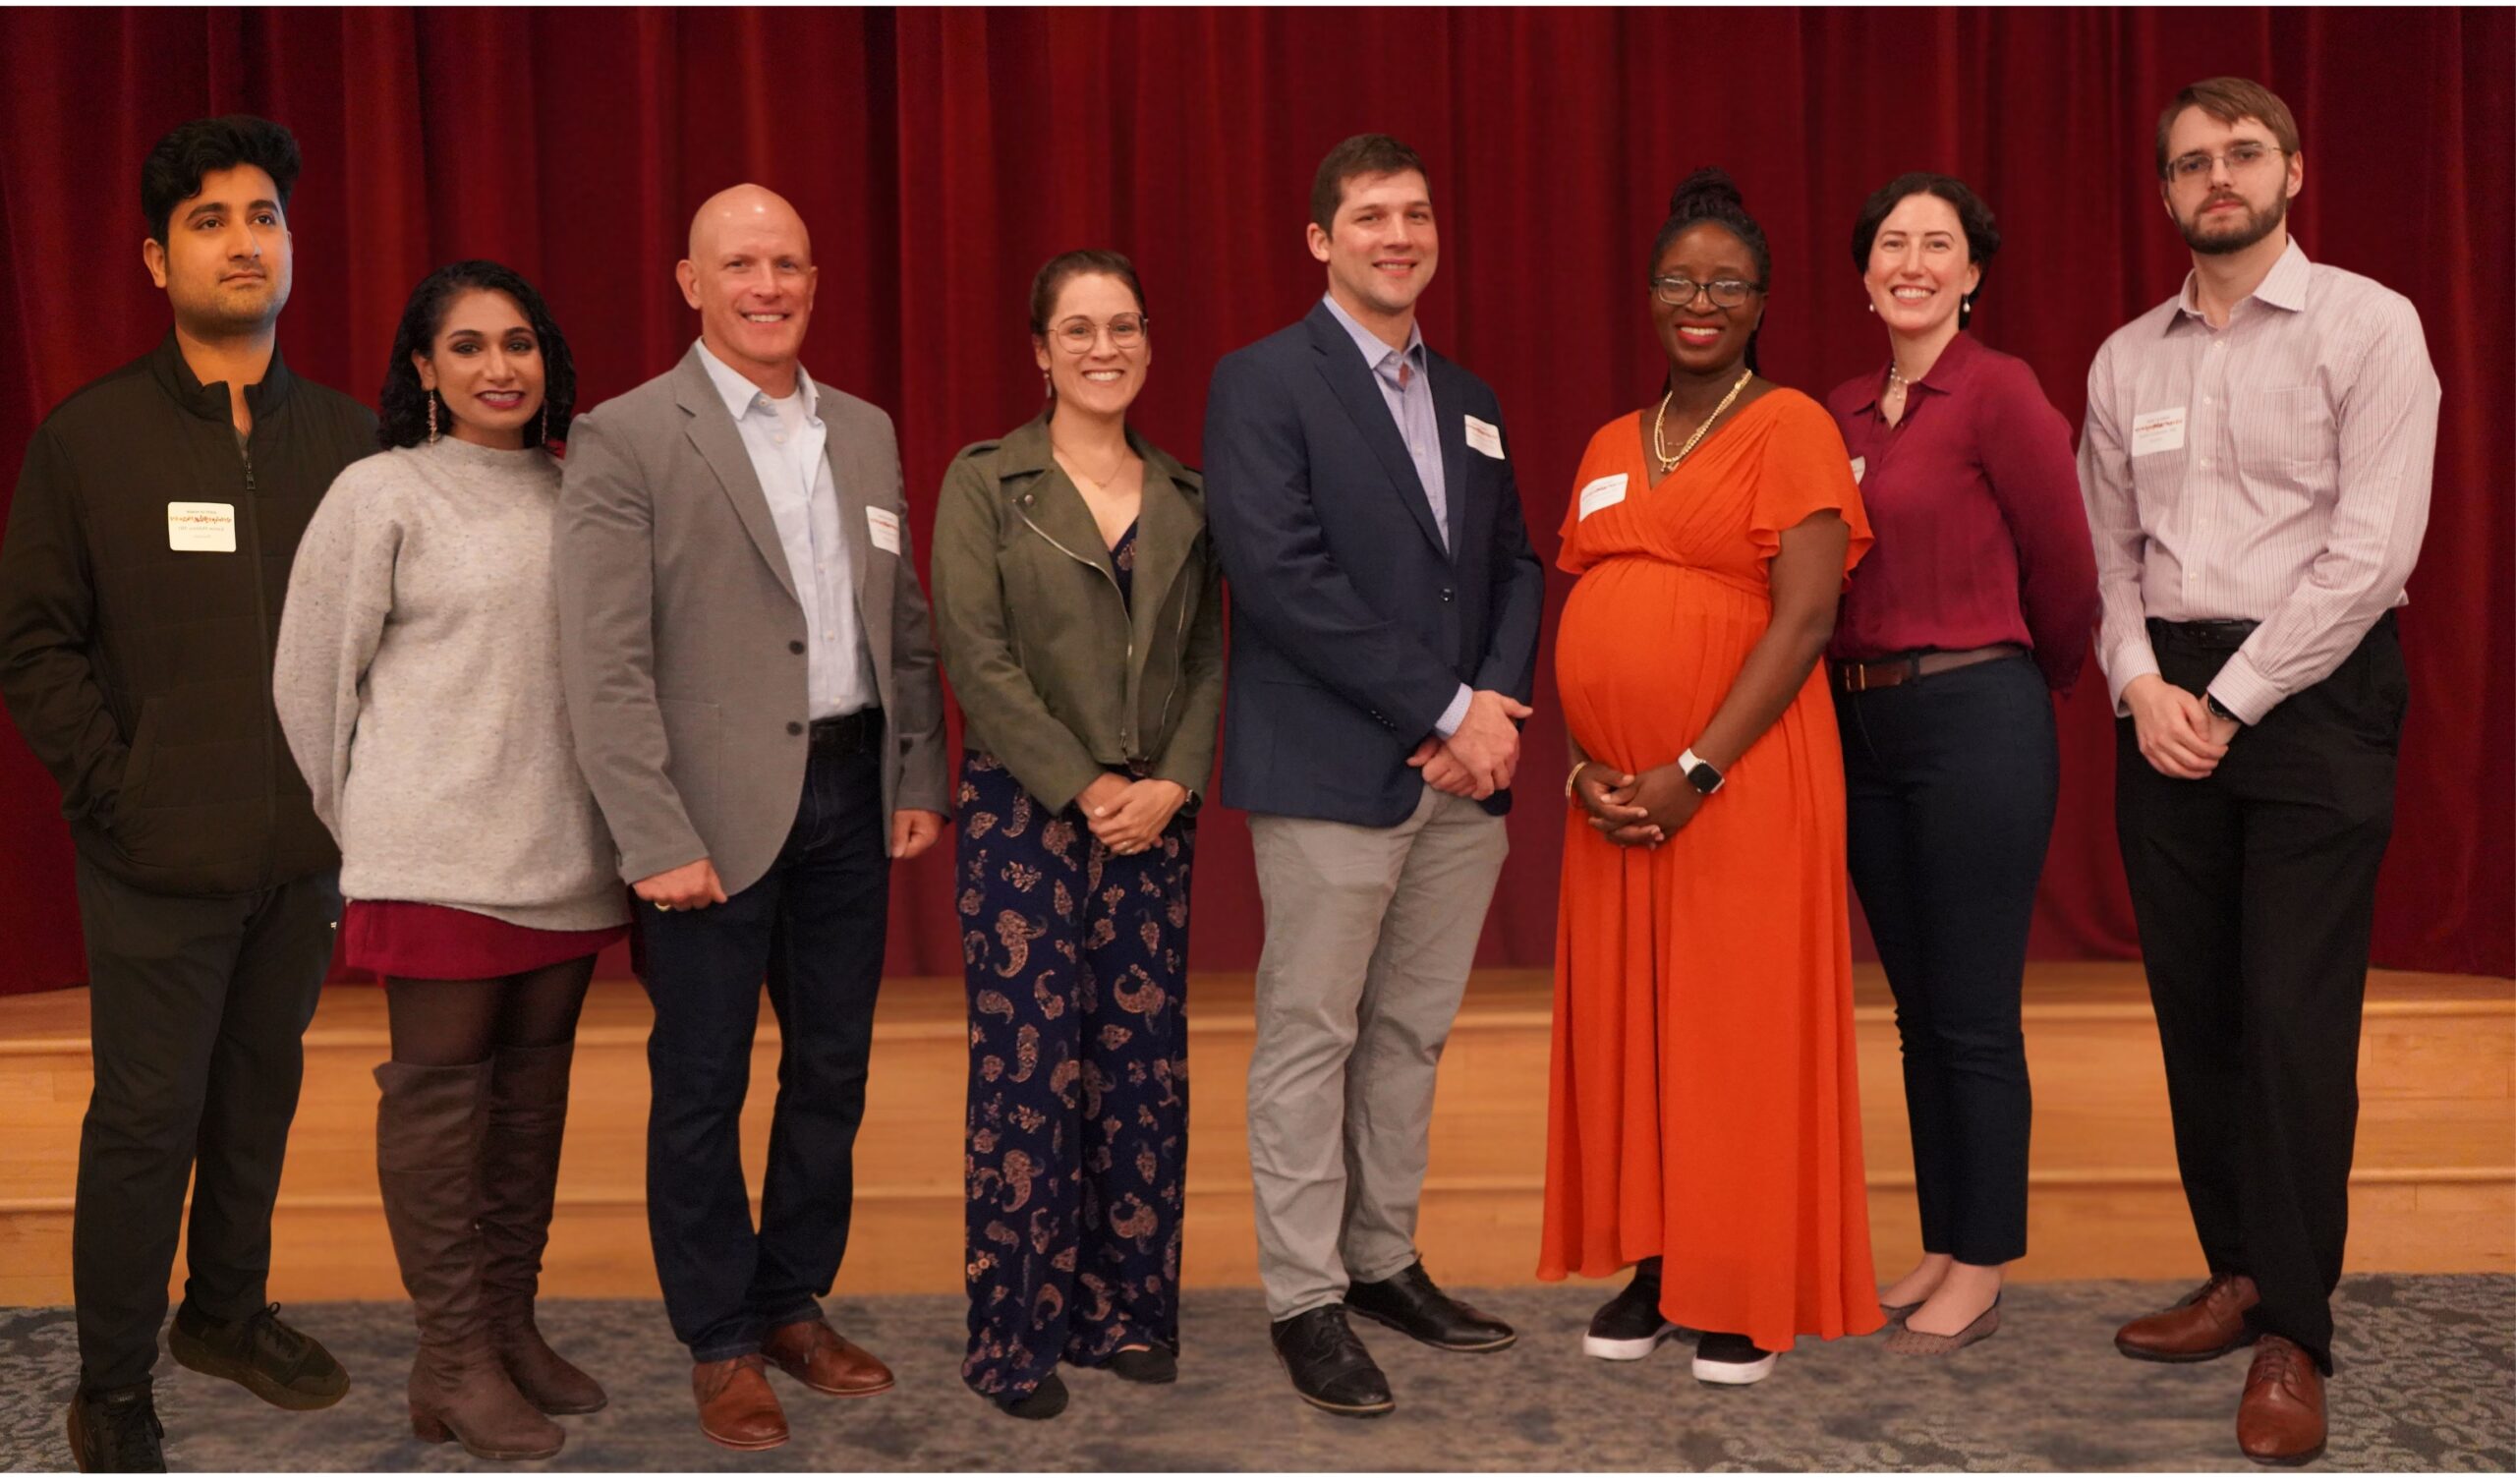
[1052,438,1127,490]
[1652,368,1753,474]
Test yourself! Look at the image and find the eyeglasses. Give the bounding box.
[2166,142,2283,184]
[1649,276,1763,309]
[1052,314,1149,353]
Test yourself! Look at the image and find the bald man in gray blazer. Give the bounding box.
[555,185,947,1452]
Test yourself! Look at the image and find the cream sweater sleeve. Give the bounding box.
[272,462,400,841]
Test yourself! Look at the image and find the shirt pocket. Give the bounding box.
[2228,385,2334,477]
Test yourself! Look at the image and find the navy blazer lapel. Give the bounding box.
[1428,354,1468,566]
[1303,303,1448,556]
[671,352,800,602]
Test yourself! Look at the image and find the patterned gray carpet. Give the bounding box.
[2,1275,2508,1471]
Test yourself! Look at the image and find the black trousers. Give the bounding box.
[1838,653,2054,1267]
[70,854,340,1393]
[2116,615,2403,1374]
[638,734,889,1361]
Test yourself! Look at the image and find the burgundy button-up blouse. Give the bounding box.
[1824,331,2099,693]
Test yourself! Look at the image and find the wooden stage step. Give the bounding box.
[1,966,2507,1304]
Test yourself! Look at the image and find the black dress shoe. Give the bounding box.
[67,1383,166,1472]
[1108,1346,1177,1385]
[1344,1261,1516,1352]
[989,1370,1067,1421]
[1269,1305,1395,1417]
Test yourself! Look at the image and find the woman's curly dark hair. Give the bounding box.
[377,259,576,450]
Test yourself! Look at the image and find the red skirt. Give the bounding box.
[341,899,629,981]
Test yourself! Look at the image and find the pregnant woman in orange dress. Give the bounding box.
[1538,169,1885,1386]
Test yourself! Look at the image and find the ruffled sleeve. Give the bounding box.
[1747,391,1873,581]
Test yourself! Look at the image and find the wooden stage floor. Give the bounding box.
[2,964,2508,1304]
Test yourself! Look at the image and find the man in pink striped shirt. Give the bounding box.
[2079,76,2439,1467]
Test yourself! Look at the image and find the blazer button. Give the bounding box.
[787,721,804,736]
[788,640,805,654]
[1440,586,1455,602]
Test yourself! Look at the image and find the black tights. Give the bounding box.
[383,955,597,1067]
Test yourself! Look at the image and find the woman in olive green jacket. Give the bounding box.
[928,251,1223,1421]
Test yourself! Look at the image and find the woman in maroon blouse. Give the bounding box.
[1824,173,2099,1356]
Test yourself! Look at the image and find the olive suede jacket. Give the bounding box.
[0,333,375,895]
[928,416,1224,813]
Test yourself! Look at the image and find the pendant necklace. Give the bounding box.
[1653,367,1753,475]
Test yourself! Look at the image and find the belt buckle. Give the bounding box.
[1843,663,1868,694]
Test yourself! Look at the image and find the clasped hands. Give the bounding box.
[1076,772,1189,857]
[633,810,947,910]
[1405,690,1535,800]
[2123,674,2240,780]
[1571,758,1705,847]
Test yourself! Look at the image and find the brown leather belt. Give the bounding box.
[1831,643,2027,694]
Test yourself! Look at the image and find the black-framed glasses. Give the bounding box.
[1650,275,1763,309]
[2166,142,2283,183]
[1052,314,1149,353]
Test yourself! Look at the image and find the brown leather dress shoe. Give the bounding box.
[692,1355,788,1451]
[2115,1273,2260,1362]
[2236,1335,2327,1465]
[764,1318,895,1397]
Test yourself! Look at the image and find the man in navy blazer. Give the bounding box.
[1203,134,1544,1418]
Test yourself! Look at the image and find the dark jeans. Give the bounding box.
[70,854,340,1393]
[1838,652,2054,1268]
[638,734,890,1361]
[2116,615,2402,1375]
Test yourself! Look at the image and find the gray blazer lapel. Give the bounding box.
[671,352,799,602]
[828,403,897,700]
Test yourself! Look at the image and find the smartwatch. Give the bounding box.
[1678,748,1725,796]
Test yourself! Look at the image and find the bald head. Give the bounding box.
[686,183,811,263]
[676,182,818,396]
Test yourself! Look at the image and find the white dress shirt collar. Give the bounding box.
[693,337,821,423]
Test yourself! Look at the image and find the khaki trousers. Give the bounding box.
[1244,786,1510,1319]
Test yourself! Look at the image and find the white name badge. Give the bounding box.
[166,502,237,552]
[1463,414,1504,460]
[865,506,902,554]
[1576,473,1629,520]
[2131,407,2189,457]
[1850,456,1867,485]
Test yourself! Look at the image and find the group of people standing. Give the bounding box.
[0,70,2434,1475]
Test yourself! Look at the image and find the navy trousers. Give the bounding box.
[955,752,1193,1400]
[638,734,889,1361]
[1837,652,2055,1268]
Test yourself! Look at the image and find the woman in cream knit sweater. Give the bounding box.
[274,259,623,1462]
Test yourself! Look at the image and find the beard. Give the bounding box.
[2180,188,2289,257]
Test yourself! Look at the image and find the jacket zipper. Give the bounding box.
[239,434,278,883]
[1016,504,1137,750]
[1150,577,1190,752]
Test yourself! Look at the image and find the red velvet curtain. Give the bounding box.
[2,7,2508,997]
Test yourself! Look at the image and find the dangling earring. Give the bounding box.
[1041,369,1052,398]
[536,406,547,447]
[1864,301,1875,314]
[427,392,439,443]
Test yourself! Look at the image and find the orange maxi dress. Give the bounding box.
[1537,391,1886,1353]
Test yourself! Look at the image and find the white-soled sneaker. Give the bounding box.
[1582,1269,1680,1360]
[1691,1331,1777,1386]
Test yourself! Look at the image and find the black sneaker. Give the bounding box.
[1692,1331,1777,1386]
[1583,1266,1681,1360]
[67,1383,166,1472]
[989,1369,1068,1421]
[1108,1346,1178,1384]
[167,1300,350,1410]
[1269,1304,1395,1417]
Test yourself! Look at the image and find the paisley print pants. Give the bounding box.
[956,752,1194,1399]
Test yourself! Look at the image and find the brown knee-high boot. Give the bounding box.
[480,1041,607,1414]
[374,1059,564,1461]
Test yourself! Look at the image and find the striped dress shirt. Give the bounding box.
[2078,238,2439,722]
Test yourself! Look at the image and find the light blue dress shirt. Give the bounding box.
[694,339,878,720]
[1319,295,1471,740]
